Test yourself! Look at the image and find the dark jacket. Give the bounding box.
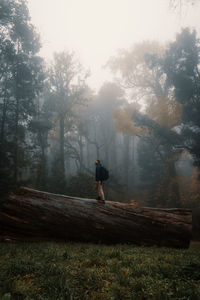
[95,163,102,182]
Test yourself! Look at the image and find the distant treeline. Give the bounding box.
[1,0,200,208]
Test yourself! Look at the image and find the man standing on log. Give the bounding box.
[94,160,105,204]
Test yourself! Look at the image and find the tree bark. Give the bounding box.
[0,87,8,145]
[59,115,65,178]
[14,40,20,184]
[13,95,19,184]
[0,187,192,248]
[78,134,84,172]
[0,91,8,168]
[123,134,130,186]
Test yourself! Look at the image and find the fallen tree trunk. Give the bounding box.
[0,187,192,248]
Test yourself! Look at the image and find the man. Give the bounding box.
[94,159,105,204]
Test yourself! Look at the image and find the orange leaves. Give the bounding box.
[108,40,183,136]
[112,95,182,138]
[124,271,129,276]
[146,95,182,128]
[112,103,148,136]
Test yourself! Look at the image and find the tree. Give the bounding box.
[0,186,192,248]
[108,41,183,206]
[28,83,53,190]
[46,51,88,192]
[163,28,200,169]
[133,110,183,207]
[112,102,146,187]
[0,0,44,194]
[169,0,199,12]
[80,82,125,186]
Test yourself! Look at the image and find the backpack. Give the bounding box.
[100,166,109,181]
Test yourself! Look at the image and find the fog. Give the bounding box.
[27,0,200,91]
[1,0,200,209]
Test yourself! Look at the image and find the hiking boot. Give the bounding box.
[96,196,105,204]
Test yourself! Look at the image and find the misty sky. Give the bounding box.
[27,0,200,91]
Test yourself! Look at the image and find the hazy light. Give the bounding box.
[27,0,200,91]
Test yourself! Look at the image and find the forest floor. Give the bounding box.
[0,241,200,300]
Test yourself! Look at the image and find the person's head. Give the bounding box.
[95,159,100,165]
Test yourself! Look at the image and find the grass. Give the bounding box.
[0,241,200,300]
